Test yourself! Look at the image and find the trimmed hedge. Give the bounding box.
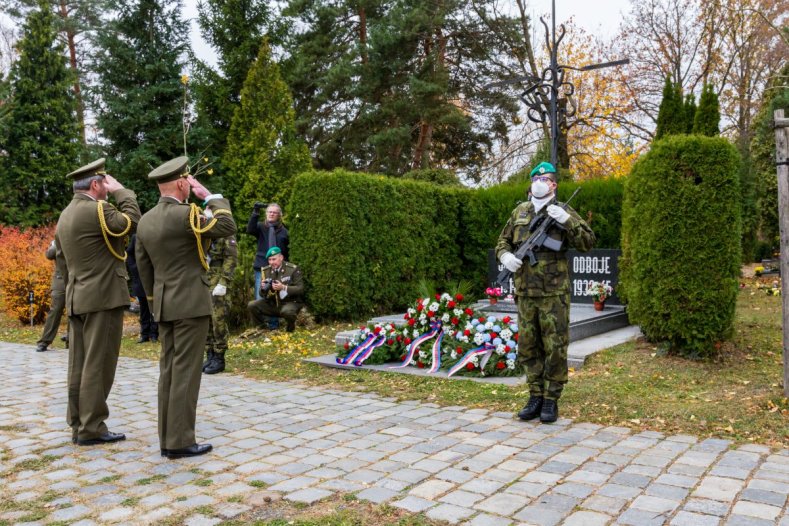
[289,169,624,319]
[620,135,741,357]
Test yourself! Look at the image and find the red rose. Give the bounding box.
[400,355,406,361]
[359,325,366,330]
[514,333,519,341]
[435,294,441,300]
[463,329,471,336]
[396,335,402,342]
[478,317,486,323]
[417,361,425,368]
[427,311,435,318]
[447,300,456,308]
[408,319,416,326]
[404,313,410,320]
[464,308,473,315]
[456,346,463,353]
[504,345,511,352]
[417,304,424,312]
[502,316,511,324]
[466,362,475,370]
[496,361,506,369]
[451,317,460,325]
[404,338,411,345]
[387,339,394,345]
[344,342,350,350]
[455,293,464,301]
[373,326,382,334]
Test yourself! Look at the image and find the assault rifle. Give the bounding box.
[496,187,581,288]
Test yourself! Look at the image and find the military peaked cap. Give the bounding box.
[148,156,190,183]
[529,161,557,181]
[266,247,282,258]
[67,158,106,180]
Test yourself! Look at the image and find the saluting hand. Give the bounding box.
[187,175,210,200]
[104,174,124,193]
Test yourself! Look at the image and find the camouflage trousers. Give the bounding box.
[206,293,230,353]
[517,293,570,400]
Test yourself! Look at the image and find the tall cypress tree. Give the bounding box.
[224,39,311,220]
[693,83,720,136]
[90,0,190,209]
[0,0,81,226]
[654,76,685,140]
[683,93,696,134]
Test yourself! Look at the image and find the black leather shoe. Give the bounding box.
[164,443,212,459]
[160,449,168,456]
[136,336,150,344]
[35,342,48,352]
[76,431,126,445]
[286,320,296,333]
[517,395,544,421]
[540,399,558,423]
[150,336,158,343]
[202,350,215,372]
[204,353,225,375]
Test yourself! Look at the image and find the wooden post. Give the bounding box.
[774,109,789,397]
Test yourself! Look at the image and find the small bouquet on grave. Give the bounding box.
[586,281,613,303]
[485,287,504,300]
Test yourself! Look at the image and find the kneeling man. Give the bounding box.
[247,247,304,332]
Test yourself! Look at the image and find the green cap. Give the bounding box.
[529,162,557,180]
[67,158,106,180]
[266,246,282,258]
[148,156,189,183]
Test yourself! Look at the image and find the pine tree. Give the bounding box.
[683,93,696,134]
[654,76,685,140]
[90,0,190,209]
[0,0,81,226]
[224,38,311,219]
[693,83,720,136]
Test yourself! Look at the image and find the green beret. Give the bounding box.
[67,158,106,180]
[266,247,282,258]
[529,162,557,179]
[148,156,190,183]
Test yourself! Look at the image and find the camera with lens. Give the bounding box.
[253,201,268,212]
[261,278,273,294]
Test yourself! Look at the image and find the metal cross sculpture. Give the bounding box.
[489,0,629,171]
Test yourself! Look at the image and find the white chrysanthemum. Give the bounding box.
[413,329,419,338]
[484,321,494,330]
[471,355,479,365]
[441,293,452,301]
[419,313,427,321]
[424,297,431,306]
[450,351,457,359]
[429,302,440,312]
[410,360,417,366]
[441,313,450,323]
[500,329,513,340]
[454,308,463,316]
[496,344,506,354]
[418,351,426,359]
[465,322,474,331]
[407,308,416,315]
[474,333,485,345]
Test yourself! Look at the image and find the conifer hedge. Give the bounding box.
[288,169,624,319]
[620,135,741,356]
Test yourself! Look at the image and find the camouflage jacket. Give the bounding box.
[495,199,595,297]
[261,262,304,304]
[207,236,238,288]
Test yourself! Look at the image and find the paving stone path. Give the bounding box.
[2,342,788,526]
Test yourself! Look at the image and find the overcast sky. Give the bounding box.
[182,0,633,68]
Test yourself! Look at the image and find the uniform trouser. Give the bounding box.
[248,299,302,327]
[38,290,66,345]
[517,294,570,400]
[138,295,158,339]
[254,269,279,328]
[67,307,124,440]
[206,293,230,353]
[157,316,210,450]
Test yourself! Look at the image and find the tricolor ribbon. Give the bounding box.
[427,330,445,373]
[336,333,377,365]
[353,334,387,366]
[390,322,441,369]
[447,344,494,377]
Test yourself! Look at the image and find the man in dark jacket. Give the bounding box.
[246,202,288,328]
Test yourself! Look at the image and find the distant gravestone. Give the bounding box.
[487,248,621,305]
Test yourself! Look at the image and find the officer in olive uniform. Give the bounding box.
[496,162,595,423]
[135,157,236,459]
[247,247,304,332]
[55,158,140,445]
[203,235,238,374]
[36,240,68,352]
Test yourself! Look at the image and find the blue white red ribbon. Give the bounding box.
[336,333,377,365]
[390,323,441,369]
[353,335,386,366]
[447,344,494,377]
[427,330,445,373]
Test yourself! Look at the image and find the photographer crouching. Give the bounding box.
[246,247,304,332]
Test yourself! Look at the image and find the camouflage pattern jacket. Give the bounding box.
[496,198,595,297]
[207,236,238,288]
[261,262,304,304]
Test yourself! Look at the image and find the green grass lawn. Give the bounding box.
[2,280,787,447]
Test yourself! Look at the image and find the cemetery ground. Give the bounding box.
[0,273,787,525]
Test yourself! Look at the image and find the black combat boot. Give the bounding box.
[204,352,225,375]
[286,319,296,333]
[202,350,215,372]
[540,398,558,423]
[517,395,543,421]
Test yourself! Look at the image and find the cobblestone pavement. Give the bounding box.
[2,342,789,526]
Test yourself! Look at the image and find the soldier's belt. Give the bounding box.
[533,251,564,261]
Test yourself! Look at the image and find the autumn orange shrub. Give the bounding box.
[0,224,56,324]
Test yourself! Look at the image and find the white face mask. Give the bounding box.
[530,180,551,198]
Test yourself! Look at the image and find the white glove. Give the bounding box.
[212,283,227,296]
[546,204,570,224]
[500,252,523,273]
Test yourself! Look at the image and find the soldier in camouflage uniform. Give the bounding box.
[496,162,595,423]
[203,235,238,375]
[247,247,304,332]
